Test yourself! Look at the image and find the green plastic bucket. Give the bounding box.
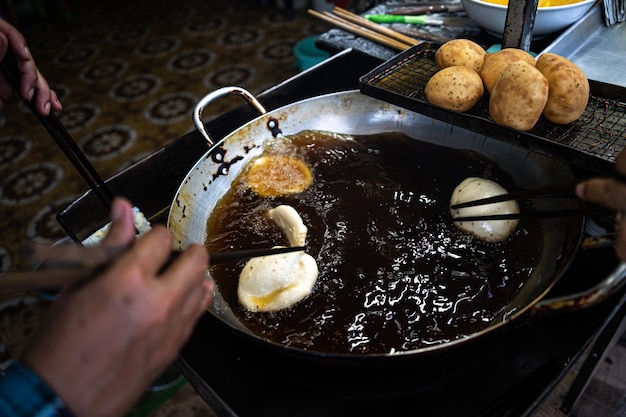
[294,36,329,71]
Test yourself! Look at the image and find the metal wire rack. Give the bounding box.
[359,42,626,174]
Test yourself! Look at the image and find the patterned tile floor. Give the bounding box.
[0,0,328,276]
[0,1,328,415]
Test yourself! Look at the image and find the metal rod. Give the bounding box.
[450,184,576,210]
[451,206,613,222]
[501,0,539,51]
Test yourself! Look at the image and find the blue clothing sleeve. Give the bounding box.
[0,361,74,417]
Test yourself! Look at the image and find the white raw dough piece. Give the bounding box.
[238,205,318,312]
[267,205,307,247]
[238,250,318,312]
[450,177,519,242]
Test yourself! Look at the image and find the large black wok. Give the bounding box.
[168,88,626,387]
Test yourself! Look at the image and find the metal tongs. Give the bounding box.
[450,183,613,222]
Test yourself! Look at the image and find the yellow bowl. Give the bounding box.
[460,0,596,38]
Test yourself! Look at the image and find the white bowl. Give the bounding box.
[460,0,596,38]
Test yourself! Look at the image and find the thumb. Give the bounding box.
[102,197,137,247]
[0,33,7,60]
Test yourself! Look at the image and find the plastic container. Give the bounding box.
[294,36,330,71]
[275,0,308,9]
[460,0,596,38]
[313,0,335,12]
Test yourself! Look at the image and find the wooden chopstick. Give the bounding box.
[332,6,421,47]
[450,184,577,210]
[0,244,307,294]
[307,9,415,51]
[451,206,613,222]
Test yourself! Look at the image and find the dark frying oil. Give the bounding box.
[206,131,542,354]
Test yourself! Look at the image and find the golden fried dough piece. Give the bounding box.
[535,53,589,125]
[435,39,486,73]
[481,48,536,93]
[246,155,313,197]
[489,61,549,131]
[425,66,484,112]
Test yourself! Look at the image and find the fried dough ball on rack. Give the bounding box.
[435,39,486,73]
[481,48,536,93]
[425,66,484,112]
[535,53,589,125]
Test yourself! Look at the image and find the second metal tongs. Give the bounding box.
[450,183,613,222]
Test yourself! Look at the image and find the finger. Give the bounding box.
[0,32,8,61]
[102,197,136,247]
[576,178,626,212]
[1,23,51,112]
[175,277,210,324]
[122,225,173,277]
[18,54,38,103]
[50,89,62,112]
[614,215,626,262]
[2,28,38,102]
[615,149,626,176]
[159,243,210,309]
[32,69,62,115]
[163,277,212,351]
[2,21,30,62]
[33,69,53,115]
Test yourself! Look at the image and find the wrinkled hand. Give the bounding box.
[576,149,626,261]
[0,18,62,115]
[22,198,213,417]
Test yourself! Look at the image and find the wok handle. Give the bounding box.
[193,86,268,145]
[530,262,626,315]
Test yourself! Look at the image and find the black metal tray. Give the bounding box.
[359,42,626,175]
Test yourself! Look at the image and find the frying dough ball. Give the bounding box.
[245,154,312,197]
[435,39,486,73]
[450,177,519,243]
[480,48,536,93]
[238,250,318,312]
[425,66,484,112]
[268,205,307,247]
[238,205,318,312]
[535,53,589,125]
[489,61,549,131]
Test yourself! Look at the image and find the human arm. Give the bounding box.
[0,18,62,115]
[0,361,73,417]
[576,149,626,261]
[17,197,213,417]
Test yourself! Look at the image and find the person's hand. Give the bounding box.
[0,18,62,115]
[21,197,213,417]
[576,149,626,261]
